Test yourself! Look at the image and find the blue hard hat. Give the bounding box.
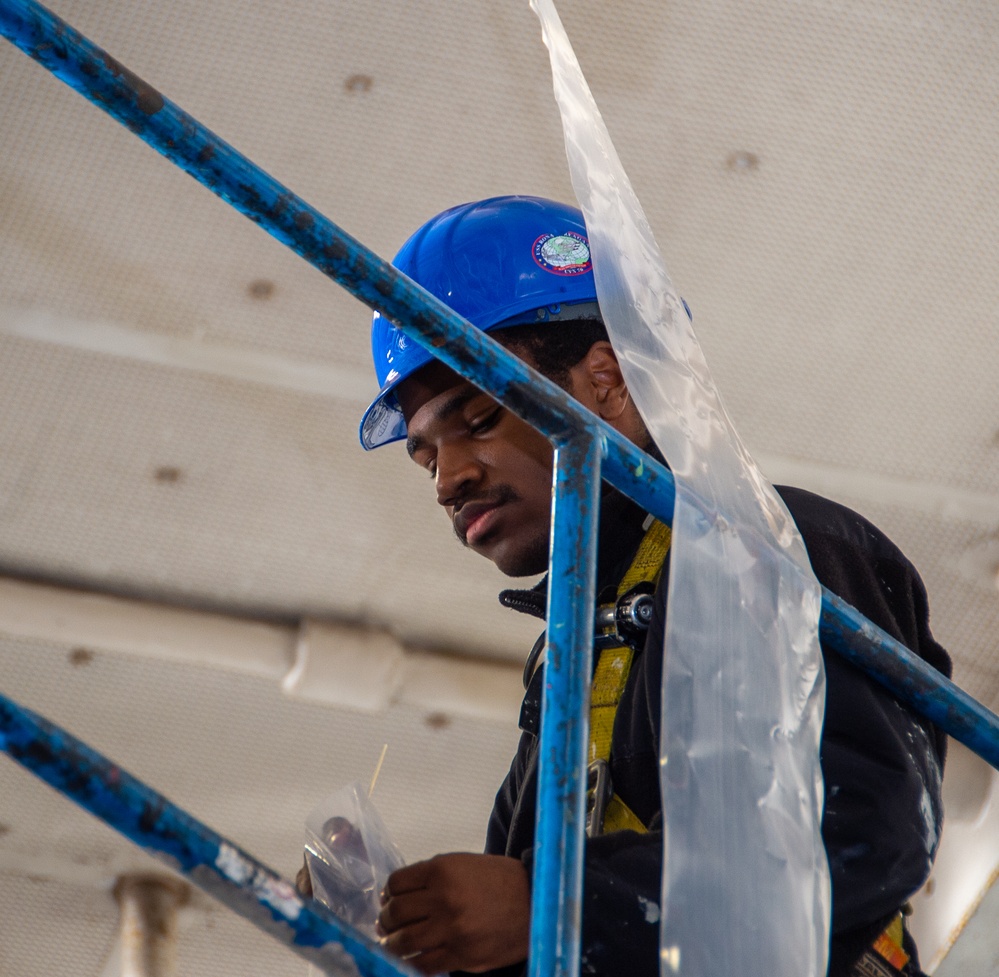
[359,195,600,450]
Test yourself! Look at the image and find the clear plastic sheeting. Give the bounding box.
[531,3,830,976]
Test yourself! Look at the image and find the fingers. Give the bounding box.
[378,860,452,971]
[379,915,445,964]
[378,891,430,934]
[295,857,313,898]
[382,859,432,898]
[377,854,530,974]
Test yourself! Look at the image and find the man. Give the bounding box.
[307,196,950,977]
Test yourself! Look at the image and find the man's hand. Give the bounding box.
[295,856,313,898]
[377,853,530,975]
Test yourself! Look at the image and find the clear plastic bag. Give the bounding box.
[304,782,406,938]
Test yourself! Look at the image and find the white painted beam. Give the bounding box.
[0,577,295,679]
[934,868,999,976]
[0,576,522,722]
[0,309,374,403]
[909,740,999,972]
[115,875,189,977]
[2,310,996,528]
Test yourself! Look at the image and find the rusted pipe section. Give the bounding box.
[114,875,188,977]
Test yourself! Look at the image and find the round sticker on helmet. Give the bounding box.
[533,232,592,276]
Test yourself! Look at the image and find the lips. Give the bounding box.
[452,486,519,547]
[454,500,504,546]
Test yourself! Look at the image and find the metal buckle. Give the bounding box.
[586,759,613,838]
[594,589,655,650]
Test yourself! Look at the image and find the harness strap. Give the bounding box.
[588,518,671,835]
[850,912,911,977]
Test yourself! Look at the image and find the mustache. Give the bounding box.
[452,485,521,546]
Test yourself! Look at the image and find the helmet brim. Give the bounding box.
[359,384,408,451]
[358,298,605,451]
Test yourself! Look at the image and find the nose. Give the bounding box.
[435,441,484,507]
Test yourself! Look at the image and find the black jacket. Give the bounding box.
[481,486,950,977]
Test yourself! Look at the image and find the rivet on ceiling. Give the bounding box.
[726,151,760,172]
[154,466,183,484]
[68,647,94,667]
[247,279,276,300]
[345,74,373,94]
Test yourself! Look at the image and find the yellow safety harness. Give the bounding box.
[587,517,671,836]
[585,518,912,976]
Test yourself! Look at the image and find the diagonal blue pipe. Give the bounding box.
[0,690,419,977]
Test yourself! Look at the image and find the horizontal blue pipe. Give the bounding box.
[530,435,603,977]
[820,592,999,768]
[0,692,418,977]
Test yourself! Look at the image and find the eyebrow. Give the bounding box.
[405,385,486,458]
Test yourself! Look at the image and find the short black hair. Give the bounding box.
[494,318,609,389]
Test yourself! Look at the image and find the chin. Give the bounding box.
[490,539,550,578]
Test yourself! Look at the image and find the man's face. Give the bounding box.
[397,356,555,577]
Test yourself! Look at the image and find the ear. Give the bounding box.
[567,341,631,422]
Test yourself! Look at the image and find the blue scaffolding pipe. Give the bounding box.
[0,691,418,977]
[1,1,998,974]
[530,434,603,977]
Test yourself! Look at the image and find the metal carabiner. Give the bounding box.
[586,759,613,838]
[594,588,655,650]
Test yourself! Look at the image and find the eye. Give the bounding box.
[409,448,437,479]
[470,407,502,435]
